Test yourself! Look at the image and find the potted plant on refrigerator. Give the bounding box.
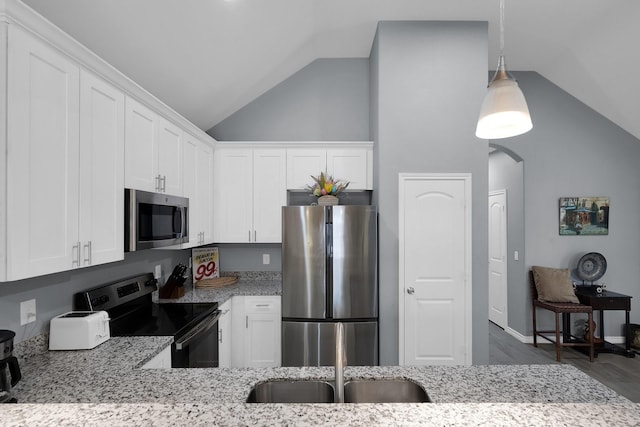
[307,172,349,206]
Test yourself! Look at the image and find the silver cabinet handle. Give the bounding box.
[161,175,167,192]
[83,241,92,265]
[248,230,251,242]
[155,174,161,192]
[72,242,81,266]
[407,287,415,294]
[218,328,223,344]
[254,230,257,242]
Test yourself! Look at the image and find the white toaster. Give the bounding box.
[49,311,110,350]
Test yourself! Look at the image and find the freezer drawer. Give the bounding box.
[282,321,378,367]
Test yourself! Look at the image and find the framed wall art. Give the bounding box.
[559,197,609,236]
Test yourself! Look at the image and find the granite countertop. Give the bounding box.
[155,272,282,305]
[7,333,640,426]
[6,276,640,425]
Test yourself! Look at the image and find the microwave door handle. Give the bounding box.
[174,311,222,351]
[181,206,187,238]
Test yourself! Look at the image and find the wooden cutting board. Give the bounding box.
[195,276,238,289]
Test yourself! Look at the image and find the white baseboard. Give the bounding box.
[504,327,626,345]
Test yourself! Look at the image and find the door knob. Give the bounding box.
[407,287,415,294]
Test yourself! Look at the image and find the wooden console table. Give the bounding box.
[564,286,635,358]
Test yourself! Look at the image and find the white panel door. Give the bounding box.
[78,70,125,267]
[253,149,286,243]
[488,190,508,328]
[125,97,158,192]
[7,26,80,279]
[399,174,471,366]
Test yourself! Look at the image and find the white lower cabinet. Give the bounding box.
[227,296,281,368]
[141,346,172,369]
[243,296,282,368]
[217,299,232,368]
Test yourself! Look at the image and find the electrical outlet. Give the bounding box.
[154,264,162,279]
[20,299,36,326]
[262,254,270,265]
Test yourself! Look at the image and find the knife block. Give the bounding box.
[159,283,185,299]
[158,273,186,299]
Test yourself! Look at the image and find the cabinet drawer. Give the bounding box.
[244,296,281,314]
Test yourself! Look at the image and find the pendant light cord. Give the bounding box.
[499,0,505,56]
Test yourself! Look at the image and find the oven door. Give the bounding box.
[172,310,221,368]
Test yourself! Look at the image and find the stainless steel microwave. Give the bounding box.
[125,189,189,251]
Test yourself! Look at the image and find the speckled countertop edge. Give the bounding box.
[8,276,640,426]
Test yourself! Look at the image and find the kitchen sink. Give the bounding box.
[246,380,335,403]
[246,378,430,403]
[343,378,430,403]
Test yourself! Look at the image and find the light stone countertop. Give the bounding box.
[155,271,282,305]
[7,277,640,426]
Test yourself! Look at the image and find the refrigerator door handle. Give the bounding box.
[326,220,333,318]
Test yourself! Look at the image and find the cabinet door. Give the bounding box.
[125,97,158,192]
[197,141,214,244]
[218,300,232,368]
[78,70,125,267]
[6,26,80,280]
[182,135,199,246]
[253,149,286,243]
[327,148,370,190]
[286,149,326,189]
[213,149,252,242]
[157,117,183,195]
[244,297,281,368]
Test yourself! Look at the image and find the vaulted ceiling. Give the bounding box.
[22,0,640,140]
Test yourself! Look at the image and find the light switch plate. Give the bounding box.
[262,254,270,265]
[20,299,36,325]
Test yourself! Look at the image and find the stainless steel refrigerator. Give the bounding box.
[281,205,378,366]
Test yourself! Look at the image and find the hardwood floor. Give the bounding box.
[488,321,640,403]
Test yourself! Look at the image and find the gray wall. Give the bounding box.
[0,250,189,343]
[215,244,281,272]
[488,150,526,334]
[208,58,370,141]
[499,71,640,338]
[371,21,489,365]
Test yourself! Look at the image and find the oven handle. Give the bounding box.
[174,310,222,351]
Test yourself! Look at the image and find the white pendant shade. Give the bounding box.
[476,0,533,140]
[475,77,532,139]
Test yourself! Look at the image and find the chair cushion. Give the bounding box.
[531,266,580,303]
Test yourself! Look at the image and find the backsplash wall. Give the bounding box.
[0,249,188,343]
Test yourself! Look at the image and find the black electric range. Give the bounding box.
[74,273,220,368]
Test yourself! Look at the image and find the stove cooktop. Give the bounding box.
[111,302,218,338]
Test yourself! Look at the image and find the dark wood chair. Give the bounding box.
[529,271,594,362]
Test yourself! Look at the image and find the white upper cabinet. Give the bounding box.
[213,148,286,243]
[286,145,373,190]
[183,135,214,247]
[253,149,287,242]
[157,118,183,196]
[285,149,326,189]
[125,97,183,195]
[78,70,125,267]
[2,26,124,280]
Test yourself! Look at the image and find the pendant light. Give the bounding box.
[475,0,532,139]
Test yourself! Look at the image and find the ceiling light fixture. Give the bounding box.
[475,0,532,139]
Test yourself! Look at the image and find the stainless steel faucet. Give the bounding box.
[334,322,346,403]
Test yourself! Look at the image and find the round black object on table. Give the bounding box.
[576,252,607,282]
